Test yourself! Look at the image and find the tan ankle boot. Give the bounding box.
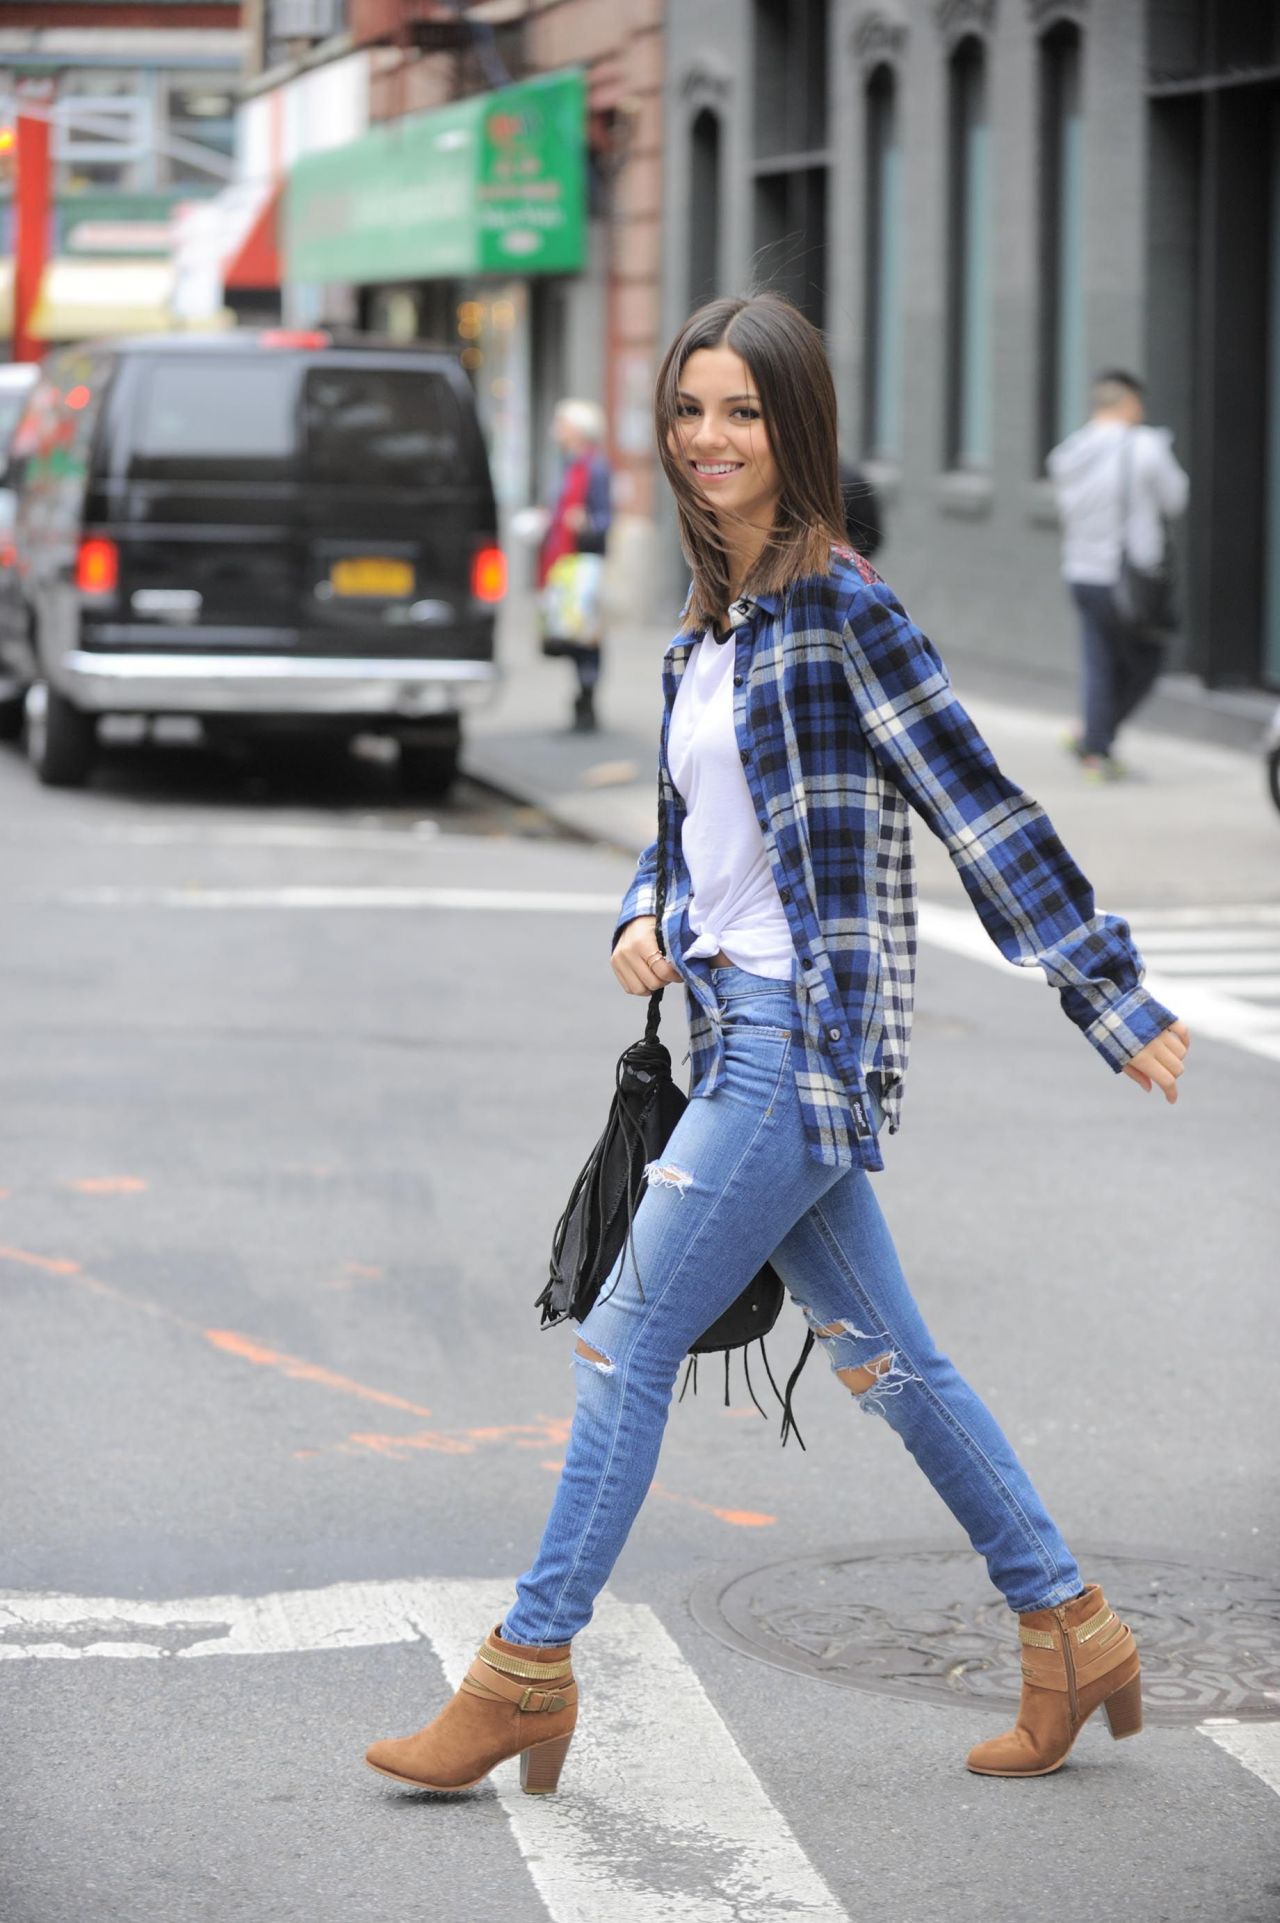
[365,1626,577,1795]
[966,1583,1141,1777]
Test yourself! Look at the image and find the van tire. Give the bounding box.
[26,682,96,788]
[398,731,460,800]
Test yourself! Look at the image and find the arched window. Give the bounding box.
[863,63,902,458]
[1039,20,1085,459]
[688,108,723,313]
[752,0,830,329]
[945,35,991,469]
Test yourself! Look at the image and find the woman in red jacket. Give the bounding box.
[537,399,614,733]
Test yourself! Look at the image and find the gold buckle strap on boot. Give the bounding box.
[460,1662,574,1715]
[1073,1603,1116,1644]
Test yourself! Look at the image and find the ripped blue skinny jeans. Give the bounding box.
[503,966,1081,1644]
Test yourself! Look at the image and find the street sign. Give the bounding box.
[284,69,586,286]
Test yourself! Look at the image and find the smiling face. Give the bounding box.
[670,346,782,529]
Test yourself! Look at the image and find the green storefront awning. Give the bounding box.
[284,68,586,285]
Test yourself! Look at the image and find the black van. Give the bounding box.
[0,330,504,792]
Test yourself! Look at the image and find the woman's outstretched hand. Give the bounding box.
[1122,1019,1191,1103]
[612,916,682,995]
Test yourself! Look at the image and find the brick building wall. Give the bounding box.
[354,0,666,575]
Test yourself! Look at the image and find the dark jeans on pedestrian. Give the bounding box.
[559,640,601,694]
[1071,582,1166,759]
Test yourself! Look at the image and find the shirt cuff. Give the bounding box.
[612,881,657,950]
[1084,983,1179,1071]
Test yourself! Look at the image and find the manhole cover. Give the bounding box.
[690,1543,1280,1726]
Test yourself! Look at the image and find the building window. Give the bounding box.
[752,0,830,329]
[863,64,902,458]
[157,71,237,188]
[754,0,828,156]
[53,70,152,193]
[1039,22,1085,460]
[945,36,991,470]
[688,108,722,313]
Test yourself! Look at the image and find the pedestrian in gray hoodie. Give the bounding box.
[1048,370,1189,777]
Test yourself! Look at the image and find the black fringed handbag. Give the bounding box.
[535,797,793,1424]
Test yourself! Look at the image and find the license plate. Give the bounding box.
[330,557,414,598]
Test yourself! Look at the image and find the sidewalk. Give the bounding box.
[466,594,1280,913]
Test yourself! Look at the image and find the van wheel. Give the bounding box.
[398,731,460,800]
[26,682,96,788]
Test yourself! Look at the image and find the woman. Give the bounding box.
[537,397,613,733]
[366,294,1190,1796]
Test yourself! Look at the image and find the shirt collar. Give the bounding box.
[667,585,780,654]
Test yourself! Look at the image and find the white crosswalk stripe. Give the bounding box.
[1134,907,1280,1056]
[2,1576,1277,1912]
[917,900,1280,1066]
[0,1578,852,1923]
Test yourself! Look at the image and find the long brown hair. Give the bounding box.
[654,292,845,631]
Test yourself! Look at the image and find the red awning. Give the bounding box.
[224,181,282,291]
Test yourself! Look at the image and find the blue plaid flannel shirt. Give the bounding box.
[615,550,1176,1174]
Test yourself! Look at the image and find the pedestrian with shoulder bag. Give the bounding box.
[365,297,1191,1799]
[536,398,612,734]
[1048,368,1189,780]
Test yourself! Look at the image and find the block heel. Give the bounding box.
[520,1732,573,1795]
[1103,1668,1143,1740]
[966,1585,1142,1776]
[365,1625,577,1794]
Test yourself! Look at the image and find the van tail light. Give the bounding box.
[76,537,119,596]
[260,328,330,350]
[471,543,506,604]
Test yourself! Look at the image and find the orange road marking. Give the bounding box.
[650,1480,776,1528]
[202,1330,434,1419]
[8,1246,770,1528]
[344,1416,573,1461]
[0,1245,83,1275]
[66,1176,148,1195]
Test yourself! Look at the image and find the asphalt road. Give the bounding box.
[1,728,1277,1923]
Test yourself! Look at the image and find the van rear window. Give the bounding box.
[302,366,462,484]
[133,362,298,474]
[128,358,464,485]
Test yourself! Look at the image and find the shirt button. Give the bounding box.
[828,1026,842,1042]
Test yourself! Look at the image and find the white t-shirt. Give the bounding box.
[667,619,795,980]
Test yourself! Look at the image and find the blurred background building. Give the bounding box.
[663,0,1280,694]
[0,0,243,341]
[2,1,1279,692]
[224,0,663,603]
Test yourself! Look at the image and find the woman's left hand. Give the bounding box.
[1122,1019,1191,1103]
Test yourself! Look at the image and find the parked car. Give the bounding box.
[0,361,39,738]
[0,330,505,791]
